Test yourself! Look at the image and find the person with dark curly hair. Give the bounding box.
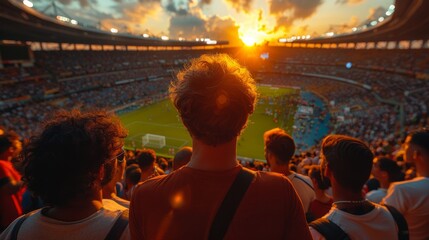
[0,110,130,240]
[134,149,163,182]
[130,54,311,240]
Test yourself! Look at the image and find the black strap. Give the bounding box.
[10,213,31,240]
[104,209,129,240]
[208,168,255,240]
[309,218,350,240]
[293,174,314,190]
[384,204,409,240]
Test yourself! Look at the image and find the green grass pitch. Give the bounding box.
[119,86,298,160]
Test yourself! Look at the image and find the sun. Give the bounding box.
[241,34,258,46]
[239,28,268,47]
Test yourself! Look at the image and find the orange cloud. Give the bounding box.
[100,1,162,34]
[269,0,323,31]
[336,0,365,5]
[224,0,253,13]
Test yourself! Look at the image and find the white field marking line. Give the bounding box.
[178,140,189,148]
[166,122,185,128]
[165,137,188,148]
[127,134,188,147]
[124,121,141,128]
[135,121,184,129]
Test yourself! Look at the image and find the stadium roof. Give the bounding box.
[0,0,228,47]
[294,0,429,44]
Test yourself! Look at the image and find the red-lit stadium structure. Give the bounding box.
[0,0,428,152]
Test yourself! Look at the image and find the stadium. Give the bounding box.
[1,0,428,159]
[1,0,429,239]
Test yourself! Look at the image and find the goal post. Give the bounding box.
[142,134,166,148]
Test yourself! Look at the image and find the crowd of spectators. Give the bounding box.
[1,52,428,239]
[1,48,428,154]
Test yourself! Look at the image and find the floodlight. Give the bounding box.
[23,0,33,7]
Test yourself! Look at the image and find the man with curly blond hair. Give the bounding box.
[130,54,311,240]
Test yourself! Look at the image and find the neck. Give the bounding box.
[379,178,390,189]
[187,138,238,171]
[102,182,116,199]
[331,181,364,202]
[140,166,156,181]
[315,189,331,202]
[44,191,103,222]
[416,159,429,178]
[270,162,291,176]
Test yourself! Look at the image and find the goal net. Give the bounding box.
[142,134,166,148]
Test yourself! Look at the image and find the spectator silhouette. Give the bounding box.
[383,129,429,240]
[0,110,130,239]
[129,54,311,239]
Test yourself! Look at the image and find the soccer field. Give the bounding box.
[119,86,298,160]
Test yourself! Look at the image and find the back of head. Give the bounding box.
[308,165,330,190]
[170,54,257,146]
[135,149,156,170]
[23,110,127,206]
[321,135,374,193]
[375,157,404,182]
[408,128,429,153]
[0,133,13,155]
[125,164,142,185]
[173,146,192,170]
[0,130,20,156]
[263,128,295,165]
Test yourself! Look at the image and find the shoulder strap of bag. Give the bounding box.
[10,213,32,240]
[383,204,409,240]
[208,168,255,240]
[309,218,350,240]
[104,209,129,240]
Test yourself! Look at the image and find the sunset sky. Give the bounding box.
[32,0,394,46]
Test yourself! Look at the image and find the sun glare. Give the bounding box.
[242,35,257,46]
[239,28,268,47]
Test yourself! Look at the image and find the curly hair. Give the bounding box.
[170,54,257,146]
[135,149,156,170]
[22,110,127,206]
